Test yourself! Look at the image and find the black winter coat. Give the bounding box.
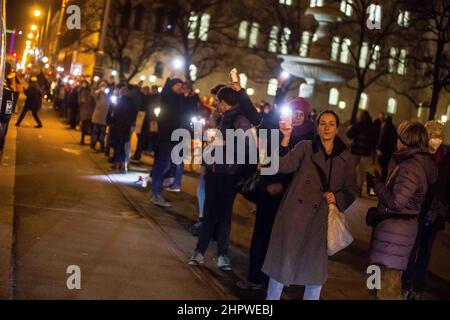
[23,84,42,111]
[347,121,377,156]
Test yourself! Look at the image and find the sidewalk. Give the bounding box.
[0,117,17,299]
[10,109,231,299]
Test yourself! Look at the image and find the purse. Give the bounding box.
[236,166,260,204]
[366,207,383,227]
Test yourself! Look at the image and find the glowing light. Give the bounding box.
[157,87,162,93]
[63,77,69,83]
[149,75,157,83]
[33,9,42,17]
[93,76,100,82]
[281,106,292,116]
[154,107,161,117]
[194,89,200,94]
[191,116,198,123]
[111,70,117,76]
[339,101,346,109]
[441,115,448,123]
[110,95,118,104]
[200,118,206,125]
[45,63,49,69]
[172,58,184,70]
[41,56,48,63]
[27,33,34,39]
[105,88,110,94]
[31,25,37,31]
[281,71,290,79]
[69,79,75,85]
[140,75,146,81]
[246,88,255,96]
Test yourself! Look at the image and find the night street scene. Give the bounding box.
[0,0,449,309]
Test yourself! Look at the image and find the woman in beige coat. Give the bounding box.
[263,110,358,300]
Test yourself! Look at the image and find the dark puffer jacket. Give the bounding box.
[347,121,377,156]
[370,147,438,270]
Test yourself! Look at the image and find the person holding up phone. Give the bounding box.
[228,70,317,291]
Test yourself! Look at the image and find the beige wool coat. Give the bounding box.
[262,136,358,285]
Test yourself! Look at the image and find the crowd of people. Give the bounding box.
[5,64,448,301]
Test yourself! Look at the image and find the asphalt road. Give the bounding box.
[10,108,450,300]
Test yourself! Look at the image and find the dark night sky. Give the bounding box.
[6,0,55,54]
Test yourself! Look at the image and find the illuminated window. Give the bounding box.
[199,14,210,41]
[310,0,324,7]
[240,73,248,88]
[387,98,397,114]
[447,105,450,117]
[368,4,382,25]
[299,31,312,57]
[280,27,291,54]
[249,23,259,48]
[267,78,278,96]
[369,45,381,70]
[340,0,353,16]
[397,49,408,75]
[340,38,351,64]
[189,64,197,81]
[359,42,369,68]
[329,88,339,105]
[268,26,279,53]
[331,37,340,61]
[238,21,249,40]
[398,10,410,27]
[359,93,369,110]
[188,13,198,40]
[279,0,292,5]
[388,47,398,73]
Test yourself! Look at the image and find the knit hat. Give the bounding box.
[288,97,311,115]
[167,78,183,88]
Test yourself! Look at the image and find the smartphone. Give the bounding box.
[230,68,239,83]
[280,107,293,129]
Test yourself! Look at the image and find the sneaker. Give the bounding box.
[163,177,175,188]
[166,186,181,193]
[151,195,172,208]
[188,251,204,266]
[217,255,232,271]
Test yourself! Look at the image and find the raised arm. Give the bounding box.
[277,140,309,174]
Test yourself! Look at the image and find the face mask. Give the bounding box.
[429,138,442,151]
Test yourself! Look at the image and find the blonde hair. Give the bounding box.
[397,121,429,148]
[424,120,444,137]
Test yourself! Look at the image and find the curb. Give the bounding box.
[0,118,17,300]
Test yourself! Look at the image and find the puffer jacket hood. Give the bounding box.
[392,147,438,186]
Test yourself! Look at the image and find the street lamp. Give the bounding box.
[33,9,41,17]
[31,25,37,31]
[27,33,34,39]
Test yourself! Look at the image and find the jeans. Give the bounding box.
[196,172,237,256]
[0,121,10,151]
[266,278,322,300]
[80,120,91,144]
[112,141,126,163]
[90,124,106,151]
[151,141,174,196]
[172,162,184,188]
[16,107,42,127]
[197,168,206,219]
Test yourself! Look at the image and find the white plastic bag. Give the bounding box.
[327,204,353,256]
